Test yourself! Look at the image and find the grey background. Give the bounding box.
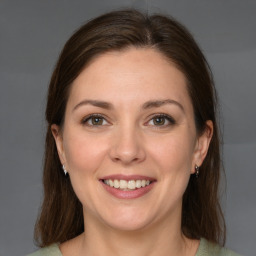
[0,1,255,255]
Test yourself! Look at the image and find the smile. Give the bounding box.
[103,179,151,190]
[100,175,156,199]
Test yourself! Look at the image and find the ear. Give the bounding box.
[192,120,213,173]
[51,124,67,165]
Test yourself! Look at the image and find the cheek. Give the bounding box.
[62,131,110,208]
[63,131,109,175]
[147,130,196,182]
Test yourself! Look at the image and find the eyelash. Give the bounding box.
[81,114,108,126]
[147,114,176,127]
[81,113,176,127]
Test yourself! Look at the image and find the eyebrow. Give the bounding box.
[73,99,184,112]
[73,100,113,112]
[142,99,184,112]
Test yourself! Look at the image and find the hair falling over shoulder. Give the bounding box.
[34,8,226,247]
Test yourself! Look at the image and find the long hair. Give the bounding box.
[35,9,225,247]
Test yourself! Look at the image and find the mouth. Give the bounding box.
[99,175,156,199]
[101,179,153,191]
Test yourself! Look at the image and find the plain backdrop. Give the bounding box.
[0,1,255,255]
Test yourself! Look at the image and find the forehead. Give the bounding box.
[67,48,192,110]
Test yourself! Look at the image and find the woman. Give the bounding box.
[28,9,240,256]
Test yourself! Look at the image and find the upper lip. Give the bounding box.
[100,174,156,181]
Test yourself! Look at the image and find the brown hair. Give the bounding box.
[35,9,225,247]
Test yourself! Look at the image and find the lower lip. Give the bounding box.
[101,181,155,199]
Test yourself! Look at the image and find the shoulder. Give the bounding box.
[27,244,62,256]
[196,238,242,256]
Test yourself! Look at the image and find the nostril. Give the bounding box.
[113,156,140,164]
[109,136,146,164]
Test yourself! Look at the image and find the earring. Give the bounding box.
[62,164,68,176]
[195,165,200,178]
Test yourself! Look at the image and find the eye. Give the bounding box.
[147,114,176,127]
[82,114,108,126]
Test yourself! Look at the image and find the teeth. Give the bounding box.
[120,180,127,189]
[127,180,136,189]
[109,180,114,187]
[113,179,119,188]
[135,180,141,188]
[103,179,152,190]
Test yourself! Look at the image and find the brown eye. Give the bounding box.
[91,116,103,125]
[153,117,166,126]
[147,114,176,127]
[82,114,108,126]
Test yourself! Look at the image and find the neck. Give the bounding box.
[60,204,199,256]
[74,210,198,256]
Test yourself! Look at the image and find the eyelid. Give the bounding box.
[145,113,176,127]
[81,113,176,127]
[81,113,110,126]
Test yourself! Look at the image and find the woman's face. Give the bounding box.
[52,48,212,231]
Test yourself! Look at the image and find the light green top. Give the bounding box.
[27,238,241,256]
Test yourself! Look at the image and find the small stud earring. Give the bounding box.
[62,164,68,176]
[195,165,200,178]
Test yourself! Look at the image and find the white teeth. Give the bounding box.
[114,179,119,188]
[109,180,114,187]
[103,179,152,190]
[104,180,110,185]
[135,180,142,188]
[120,180,127,189]
[127,180,136,189]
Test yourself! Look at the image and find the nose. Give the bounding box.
[109,126,146,165]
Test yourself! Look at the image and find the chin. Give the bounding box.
[105,219,152,232]
[98,208,155,232]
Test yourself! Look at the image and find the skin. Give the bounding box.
[52,47,213,256]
